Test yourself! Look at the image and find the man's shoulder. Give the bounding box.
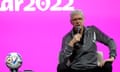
[86,25,96,29]
[62,30,72,41]
[86,25,98,31]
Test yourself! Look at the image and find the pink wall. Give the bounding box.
[0,0,120,72]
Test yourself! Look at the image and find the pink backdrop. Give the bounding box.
[0,0,120,72]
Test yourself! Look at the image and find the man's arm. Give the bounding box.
[59,36,73,64]
[59,30,83,64]
[92,26,117,60]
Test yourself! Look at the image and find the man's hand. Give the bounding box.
[73,33,82,42]
[99,57,114,67]
[68,33,82,47]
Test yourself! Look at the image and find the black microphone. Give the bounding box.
[74,26,81,49]
[76,26,81,33]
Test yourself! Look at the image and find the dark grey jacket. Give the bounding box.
[59,26,116,70]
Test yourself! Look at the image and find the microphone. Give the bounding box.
[76,26,81,33]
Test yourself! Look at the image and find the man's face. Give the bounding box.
[71,14,84,28]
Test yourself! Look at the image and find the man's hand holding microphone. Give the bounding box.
[68,26,83,47]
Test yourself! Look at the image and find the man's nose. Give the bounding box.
[76,20,80,24]
[76,19,80,22]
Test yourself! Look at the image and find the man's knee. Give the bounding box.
[102,62,112,72]
[103,62,112,69]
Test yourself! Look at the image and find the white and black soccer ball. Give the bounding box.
[5,52,22,69]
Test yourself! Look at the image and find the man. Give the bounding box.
[57,9,117,72]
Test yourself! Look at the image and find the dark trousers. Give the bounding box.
[57,62,112,72]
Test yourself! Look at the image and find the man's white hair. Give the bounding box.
[70,9,84,19]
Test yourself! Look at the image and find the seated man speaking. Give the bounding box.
[57,9,117,72]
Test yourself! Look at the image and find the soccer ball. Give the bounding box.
[5,52,22,69]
